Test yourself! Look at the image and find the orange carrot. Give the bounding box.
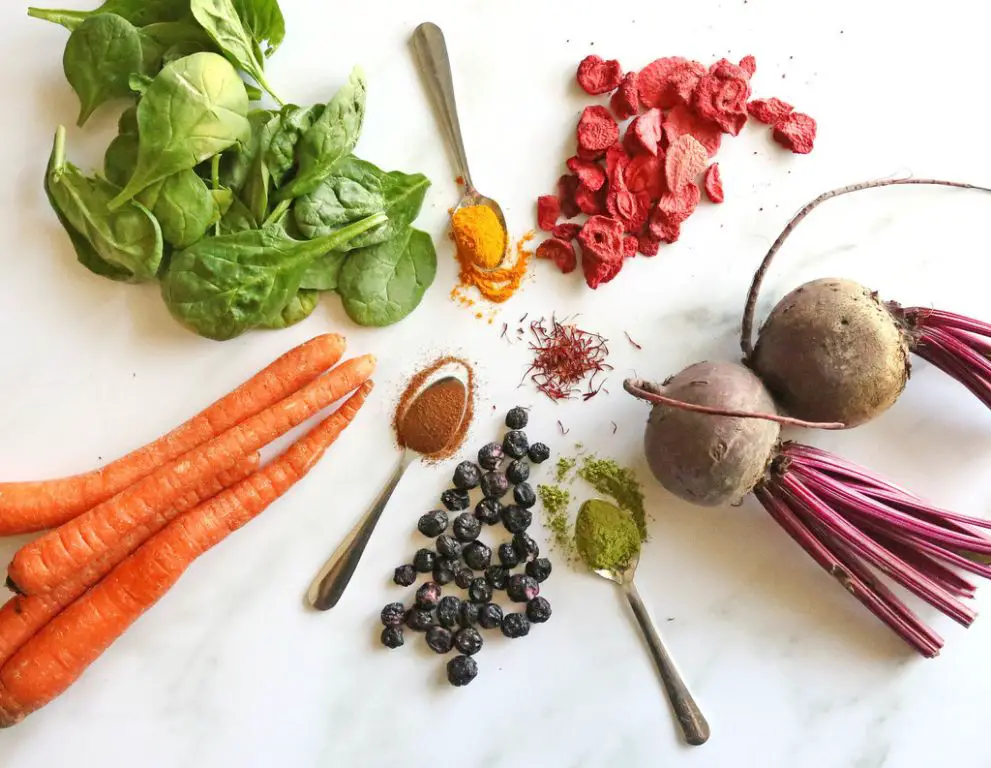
[0,383,372,727]
[0,335,345,535]
[8,354,376,596]
[0,455,259,668]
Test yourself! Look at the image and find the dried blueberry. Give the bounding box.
[527,442,551,464]
[474,498,503,525]
[478,442,505,471]
[506,459,530,485]
[433,558,457,586]
[441,488,471,512]
[426,626,454,654]
[417,510,448,538]
[437,596,461,628]
[501,612,531,639]
[453,461,482,490]
[406,609,435,632]
[447,655,478,686]
[507,574,540,603]
[503,430,529,459]
[463,541,492,571]
[413,548,436,573]
[501,504,532,534]
[454,627,483,656]
[454,512,482,543]
[485,565,508,590]
[478,602,504,630]
[415,582,442,610]
[457,600,479,628]
[468,577,493,604]
[380,602,406,627]
[526,597,552,624]
[526,558,553,583]
[381,626,404,649]
[513,483,536,509]
[436,534,462,559]
[505,407,529,430]
[512,533,540,561]
[480,471,509,500]
[393,564,417,587]
[498,542,521,568]
[454,566,474,590]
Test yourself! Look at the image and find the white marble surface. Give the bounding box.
[2,0,991,765]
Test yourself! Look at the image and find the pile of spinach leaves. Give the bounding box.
[32,0,437,340]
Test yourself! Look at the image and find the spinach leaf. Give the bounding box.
[161,212,386,340]
[190,0,282,104]
[261,289,319,329]
[243,82,263,101]
[110,52,251,208]
[218,108,276,195]
[218,196,257,234]
[338,228,437,327]
[299,250,347,291]
[46,126,163,282]
[232,0,285,57]
[127,72,153,94]
[28,0,189,32]
[240,110,283,224]
[104,131,138,187]
[137,170,224,249]
[293,155,430,250]
[275,67,366,202]
[63,14,143,126]
[118,104,138,134]
[140,20,215,50]
[265,103,322,187]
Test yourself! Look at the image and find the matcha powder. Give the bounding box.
[575,499,641,572]
[578,457,647,541]
[537,484,574,557]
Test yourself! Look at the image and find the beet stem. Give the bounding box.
[863,529,977,597]
[740,179,991,359]
[910,307,991,338]
[783,442,920,499]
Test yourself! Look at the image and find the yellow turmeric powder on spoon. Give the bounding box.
[451,205,505,269]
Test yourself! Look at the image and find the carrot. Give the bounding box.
[0,334,344,535]
[0,455,259,668]
[0,382,372,727]
[8,354,376,596]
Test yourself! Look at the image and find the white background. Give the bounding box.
[2,1,991,766]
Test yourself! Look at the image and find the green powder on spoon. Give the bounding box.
[575,499,641,573]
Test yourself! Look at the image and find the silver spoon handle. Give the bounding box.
[624,581,710,746]
[307,453,413,611]
[411,22,473,188]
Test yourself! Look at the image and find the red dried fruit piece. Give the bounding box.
[627,108,663,156]
[739,55,757,78]
[576,145,605,162]
[607,186,650,232]
[577,106,619,154]
[566,156,607,191]
[693,58,751,136]
[662,104,722,158]
[638,232,662,256]
[575,182,608,216]
[622,234,639,259]
[747,97,794,125]
[703,164,724,203]
[609,72,640,120]
[605,144,631,188]
[773,111,817,154]
[557,174,581,219]
[578,216,626,289]
[624,154,664,200]
[664,135,708,193]
[536,237,578,274]
[551,222,582,241]
[650,183,701,243]
[537,195,561,232]
[639,57,706,110]
[577,55,624,95]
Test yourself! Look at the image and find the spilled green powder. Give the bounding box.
[537,484,574,557]
[575,499,641,572]
[578,457,647,541]
[555,456,576,483]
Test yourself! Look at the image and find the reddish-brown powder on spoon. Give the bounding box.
[394,357,475,460]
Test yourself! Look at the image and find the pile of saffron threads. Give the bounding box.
[524,316,611,401]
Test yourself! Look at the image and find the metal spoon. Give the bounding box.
[306,374,468,611]
[411,21,510,265]
[593,550,711,746]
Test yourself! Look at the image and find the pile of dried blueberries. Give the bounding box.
[379,407,554,687]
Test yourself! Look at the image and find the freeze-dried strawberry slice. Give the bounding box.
[577,55,624,95]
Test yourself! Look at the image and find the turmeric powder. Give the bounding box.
[451,205,506,269]
[452,231,534,305]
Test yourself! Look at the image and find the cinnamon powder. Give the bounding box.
[394,357,475,460]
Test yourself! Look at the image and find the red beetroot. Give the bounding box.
[624,153,664,200]
[610,72,641,120]
[627,108,663,156]
[693,59,751,136]
[748,97,794,125]
[575,183,608,216]
[663,105,722,157]
[704,164,724,203]
[577,106,619,154]
[665,135,708,193]
[773,111,817,154]
[639,57,705,110]
[566,157,607,191]
[577,55,624,95]
[537,195,560,232]
[557,175,581,219]
[536,238,577,274]
[579,215,626,289]
[739,55,757,78]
